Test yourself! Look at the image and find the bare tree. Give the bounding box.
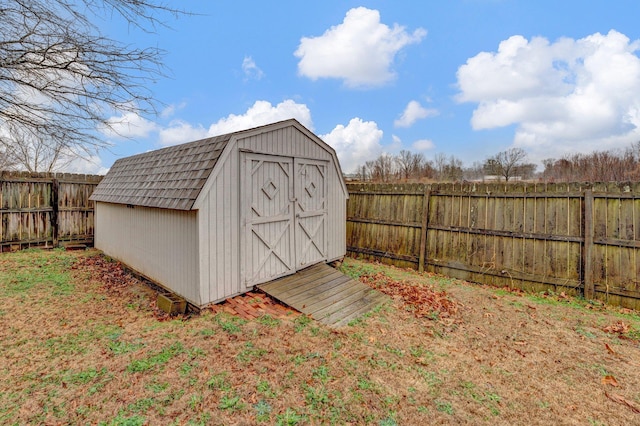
[0,122,76,172]
[463,161,485,181]
[484,148,529,182]
[433,153,463,181]
[0,0,185,170]
[395,150,425,180]
[376,154,397,182]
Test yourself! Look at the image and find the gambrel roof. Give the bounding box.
[90,119,346,210]
[90,134,231,210]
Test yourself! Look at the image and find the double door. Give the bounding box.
[241,153,328,287]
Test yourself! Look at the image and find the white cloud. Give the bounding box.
[158,120,209,146]
[158,100,313,146]
[294,7,426,88]
[321,118,383,173]
[412,139,435,151]
[242,56,264,80]
[64,155,109,175]
[389,134,403,152]
[456,30,640,161]
[394,100,438,127]
[160,102,187,119]
[208,100,313,135]
[101,111,158,139]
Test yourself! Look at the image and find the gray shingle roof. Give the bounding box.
[90,133,231,210]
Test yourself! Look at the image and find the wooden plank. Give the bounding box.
[418,190,431,272]
[308,286,374,320]
[332,293,389,327]
[322,291,388,326]
[266,274,350,303]
[258,264,336,293]
[304,281,371,315]
[285,276,353,305]
[346,246,419,263]
[347,217,422,228]
[583,190,595,299]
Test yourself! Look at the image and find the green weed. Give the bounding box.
[256,379,277,398]
[312,365,331,384]
[275,408,306,426]
[99,413,146,426]
[108,340,144,355]
[254,399,273,422]
[188,393,203,411]
[293,315,312,332]
[127,342,184,373]
[255,314,281,327]
[435,400,454,415]
[218,394,244,411]
[379,417,398,426]
[236,342,267,364]
[126,397,156,413]
[214,313,247,334]
[145,381,169,393]
[206,372,231,391]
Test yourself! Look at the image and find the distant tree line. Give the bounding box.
[355,147,536,182]
[541,142,640,182]
[353,143,640,183]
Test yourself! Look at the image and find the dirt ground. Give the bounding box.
[1,249,640,425]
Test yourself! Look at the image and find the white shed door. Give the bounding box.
[294,159,328,268]
[241,153,295,287]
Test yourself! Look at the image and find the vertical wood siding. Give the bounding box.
[197,148,242,305]
[95,202,200,305]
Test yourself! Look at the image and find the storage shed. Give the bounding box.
[90,119,348,307]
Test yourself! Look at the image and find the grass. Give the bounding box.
[1,249,640,425]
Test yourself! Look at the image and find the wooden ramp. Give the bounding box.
[257,263,389,327]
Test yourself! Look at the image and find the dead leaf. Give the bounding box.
[605,343,617,355]
[602,375,619,387]
[605,392,640,414]
[604,321,630,334]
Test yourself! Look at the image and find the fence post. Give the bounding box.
[583,189,594,300]
[51,178,59,247]
[418,190,431,272]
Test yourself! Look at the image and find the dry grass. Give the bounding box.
[1,249,640,425]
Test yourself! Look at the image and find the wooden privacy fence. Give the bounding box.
[0,171,102,251]
[347,182,640,310]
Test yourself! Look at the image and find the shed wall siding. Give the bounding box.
[197,148,242,305]
[238,127,331,161]
[95,202,200,304]
[327,168,347,260]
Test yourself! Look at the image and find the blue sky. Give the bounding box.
[85,1,640,174]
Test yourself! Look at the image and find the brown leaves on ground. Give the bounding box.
[605,392,640,414]
[602,375,619,387]
[72,254,172,320]
[359,271,459,319]
[73,255,136,294]
[603,320,631,335]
